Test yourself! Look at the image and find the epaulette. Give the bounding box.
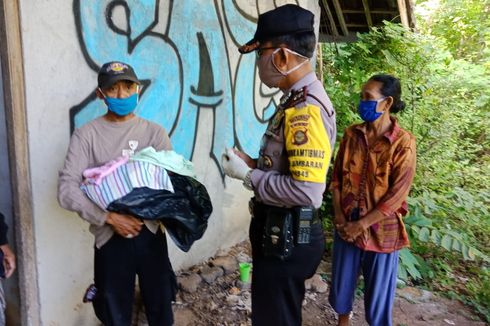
[279,86,307,109]
[281,86,334,117]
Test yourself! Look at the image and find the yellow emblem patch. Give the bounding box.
[109,62,127,72]
[284,104,331,183]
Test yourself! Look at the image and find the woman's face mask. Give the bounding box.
[357,97,386,122]
[257,48,309,88]
[99,87,139,116]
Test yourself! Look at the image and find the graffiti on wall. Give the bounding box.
[71,0,303,173]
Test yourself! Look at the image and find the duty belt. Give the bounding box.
[249,198,321,225]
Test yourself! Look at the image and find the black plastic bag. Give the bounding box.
[107,174,213,252]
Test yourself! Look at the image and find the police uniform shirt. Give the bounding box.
[250,71,336,209]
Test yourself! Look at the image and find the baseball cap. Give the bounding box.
[239,4,314,54]
[97,61,140,89]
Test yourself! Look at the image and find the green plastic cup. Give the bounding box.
[239,262,251,283]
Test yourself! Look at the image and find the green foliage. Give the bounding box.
[321,8,490,320]
[398,248,422,280]
[404,197,490,263]
[417,0,490,65]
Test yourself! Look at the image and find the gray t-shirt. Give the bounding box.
[58,115,172,248]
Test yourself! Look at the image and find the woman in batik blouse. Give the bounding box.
[329,74,416,326]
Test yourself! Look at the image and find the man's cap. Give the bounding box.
[97,61,140,89]
[238,4,314,54]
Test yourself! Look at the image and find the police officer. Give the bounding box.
[222,4,336,325]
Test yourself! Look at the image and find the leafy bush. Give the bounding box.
[417,0,490,65]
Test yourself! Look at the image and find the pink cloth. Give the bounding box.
[82,155,129,185]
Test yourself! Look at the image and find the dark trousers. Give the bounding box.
[93,227,176,326]
[249,213,325,326]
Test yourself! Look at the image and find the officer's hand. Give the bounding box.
[0,244,15,278]
[106,212,143,239]
[222,148,251,180]
[233,149,257,169]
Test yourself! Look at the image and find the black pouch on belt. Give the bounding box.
[262,206,294,260]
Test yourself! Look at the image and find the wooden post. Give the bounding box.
[331,0,349,36]
[321,0,339,37]
[0,0,41,325]
[362,0,373,27]
[397,0,410,28]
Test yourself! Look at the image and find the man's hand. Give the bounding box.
[0,244,15,278]
[106,212,143,238]
[221,148,251,180]
[233,149,257,169]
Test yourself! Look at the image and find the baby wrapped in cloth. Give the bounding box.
[81,147,212,252]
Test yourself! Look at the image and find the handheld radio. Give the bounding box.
[295,206,314,244]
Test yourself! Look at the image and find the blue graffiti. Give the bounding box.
[167,0,234,164]
[222,0,280,155]
[71,0,288,173]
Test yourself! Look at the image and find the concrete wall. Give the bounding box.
[19,0,320,324]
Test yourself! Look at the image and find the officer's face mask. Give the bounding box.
[99,86,139,116]
[257,48,309,88]
[357,97,386,122]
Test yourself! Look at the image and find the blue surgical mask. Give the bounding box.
[100,88,139,116]
[357,97,386,122]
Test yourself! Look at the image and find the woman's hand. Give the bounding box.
[233,149,257,169]
[340,221,367,242]
[334,214,356,243]
[333,214,346,232]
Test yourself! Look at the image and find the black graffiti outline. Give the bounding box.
[69,0,289,181]
[70,0,184,136]
[221,0,281,153]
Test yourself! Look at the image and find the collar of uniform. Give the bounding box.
[354,116,401,144]
[285,71,317,95]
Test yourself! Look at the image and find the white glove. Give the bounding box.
[221,148,251,180]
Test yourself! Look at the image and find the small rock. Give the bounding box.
[236,251,252,263]
[305,274,328,293]
[177,274,202,293]
[212,256,238,274]
[237,280,251,291]
[229,286,241,295]
[208,300,218,311]
[397,286,433,303]
[316,260,332,274]
[240,295,252,313]
[396,278,407,288]
[226,294,240,306]
[200,265,224,284]
[305,292,317,300]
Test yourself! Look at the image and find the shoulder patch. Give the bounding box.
[284,104,332,183]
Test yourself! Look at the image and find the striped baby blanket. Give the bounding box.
[81,161,174,210]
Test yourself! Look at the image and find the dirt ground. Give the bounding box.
[134,241,487,326]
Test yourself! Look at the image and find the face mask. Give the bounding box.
[257,48,309,88]
[358,97,386,122]
[100,88,139,116]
